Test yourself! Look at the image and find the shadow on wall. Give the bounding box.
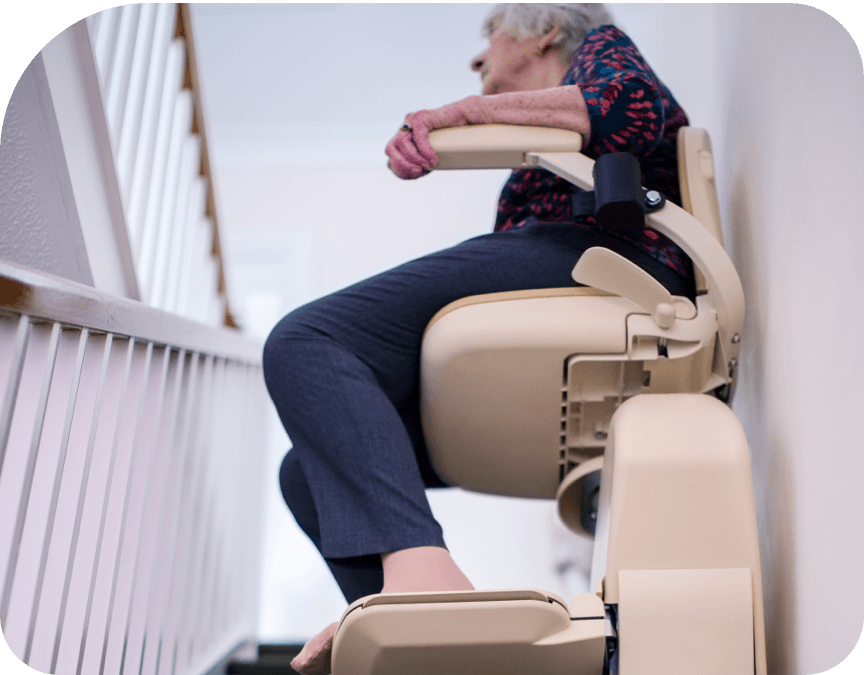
[729,137,800,675]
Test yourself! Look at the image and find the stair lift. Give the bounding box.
[329,125,766,675]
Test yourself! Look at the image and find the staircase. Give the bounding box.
[0,6,267,674]
[227,644,305,675]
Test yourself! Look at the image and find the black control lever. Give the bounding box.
[570,152,666,229]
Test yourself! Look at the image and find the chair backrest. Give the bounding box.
[677,127,724,292]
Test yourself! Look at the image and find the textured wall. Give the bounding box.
[0,53,93,286]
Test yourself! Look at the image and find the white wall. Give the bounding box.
[0,19,140,300]
[613,4,864,673]
[0,52,94,287]
[727,7,863,673]
[192,4,864,672]
[39,21,140,300]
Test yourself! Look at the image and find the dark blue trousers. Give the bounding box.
[262,224,693,603]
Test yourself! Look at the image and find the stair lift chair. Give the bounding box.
[329,125,767,675]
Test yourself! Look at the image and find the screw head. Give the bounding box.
[732,333,741,344]
[645,190,662,206]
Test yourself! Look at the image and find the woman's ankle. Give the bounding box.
[380,546,474,593]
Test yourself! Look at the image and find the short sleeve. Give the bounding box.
[566,27,670,159]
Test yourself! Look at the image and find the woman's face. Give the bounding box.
[471,28,547,95]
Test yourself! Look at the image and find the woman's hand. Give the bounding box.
[385,116,437,180]
[384,120,438,180]
[385,100,490,180]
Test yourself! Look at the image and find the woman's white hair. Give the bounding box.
[482,4,614,57]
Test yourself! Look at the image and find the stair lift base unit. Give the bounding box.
[331,394,764,675]
[597,395,766,675]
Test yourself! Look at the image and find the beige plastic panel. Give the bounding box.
[331,590,605,675]
[429,124,583,170]
[571,246,697,326]
[594,394,766,674]
[678,127,724,246]
[618,568,755,675]
[641,334,716,392]
[420,289,640,498]
[678,127,724,293]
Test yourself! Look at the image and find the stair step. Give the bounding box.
[226,662,299,675]
[226,643,304,675]
[258,644,304,659]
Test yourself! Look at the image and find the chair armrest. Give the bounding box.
[428,124,583,170]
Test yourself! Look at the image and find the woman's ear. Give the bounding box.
[536,24,561,54]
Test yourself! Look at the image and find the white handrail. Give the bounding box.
[0,262,256,365]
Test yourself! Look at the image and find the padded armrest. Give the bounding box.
[428,124,583,170]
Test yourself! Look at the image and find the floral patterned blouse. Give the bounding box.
[494,25,691,278]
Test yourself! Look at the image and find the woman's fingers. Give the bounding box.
[403,111,439,167]
[383,110,444,180]
[385,127,433,179]
[386,146,428,179]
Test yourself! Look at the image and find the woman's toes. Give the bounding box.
[290,622,339,674]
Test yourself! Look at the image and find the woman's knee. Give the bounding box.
[262,306,317,385]
[278,449,304,507]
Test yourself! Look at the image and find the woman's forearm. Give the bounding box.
[386,85,591,179]
[422,86,591,136]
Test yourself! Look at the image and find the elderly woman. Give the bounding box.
[263,4,692,672]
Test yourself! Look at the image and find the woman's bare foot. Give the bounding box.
[290,621,338,674]
[291,547,472,674]
[380,545,474,594]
